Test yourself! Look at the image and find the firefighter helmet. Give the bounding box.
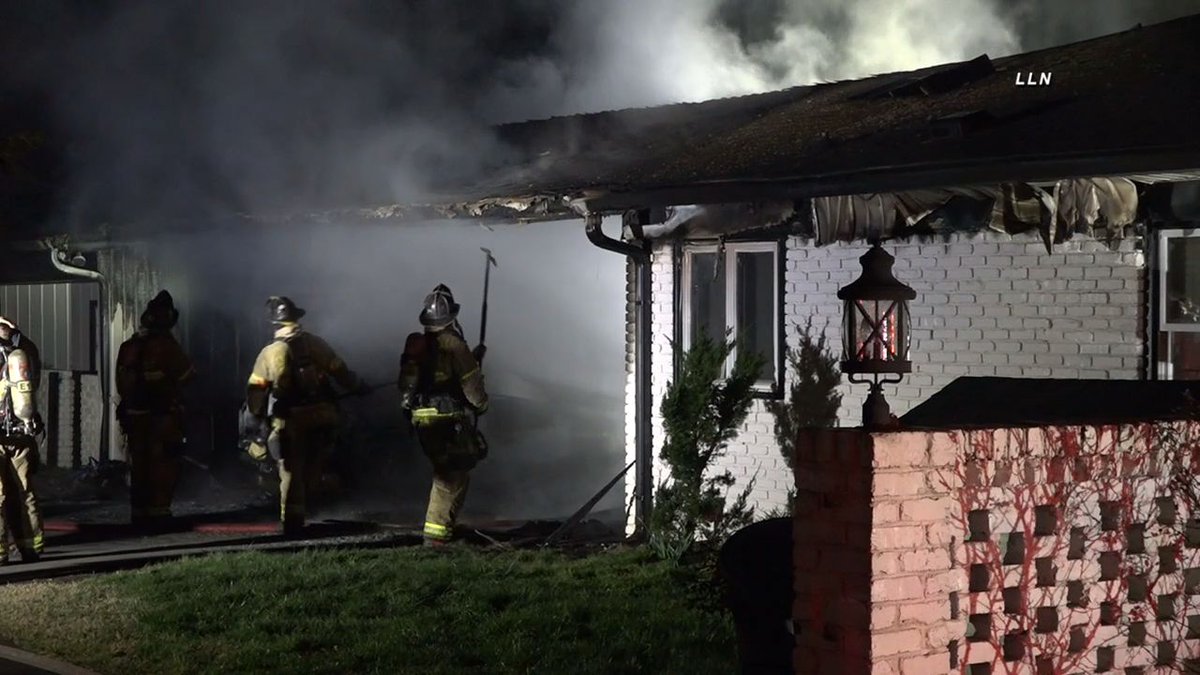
[419,284,459,328]
[140,290,179,330]
[267,296,306,323]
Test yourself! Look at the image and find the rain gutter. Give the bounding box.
[583,212,653,537]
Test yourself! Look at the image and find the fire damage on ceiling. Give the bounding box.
[627,173,1200,252]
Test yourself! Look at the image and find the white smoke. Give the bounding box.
[481,0,1196,121]
[485,0,1021,120]
[3,0,1193,216]
[3,0,1196,525]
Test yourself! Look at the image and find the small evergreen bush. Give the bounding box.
[765,317,843,516]
[649,332,764,562]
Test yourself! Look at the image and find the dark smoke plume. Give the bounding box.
[2,0,1197,523]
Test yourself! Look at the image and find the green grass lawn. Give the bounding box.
[0,546,737,674]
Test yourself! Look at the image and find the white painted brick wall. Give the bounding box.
[623,257,639,535]
[630,230,1146,527]
[649,246,675,504]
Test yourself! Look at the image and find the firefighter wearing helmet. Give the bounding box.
[398,284,489,547]
[0,316,45,563]
[244,296,367,536]
[115,290,195,529]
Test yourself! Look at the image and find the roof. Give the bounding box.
[900,377,1200,429]
[428,13,1200,217]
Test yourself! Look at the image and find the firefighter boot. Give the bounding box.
[423,467,470,546]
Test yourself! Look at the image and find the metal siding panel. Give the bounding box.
[0,281,101,371]
[72,288,85,372]
[55,283,68,368]
[39,284,52,369]
[22,285,34,349]
[46,285,57,368]
[66,282,76,369]
[47,284,56,369]
[56,283,69,369]
[18,285,28,334]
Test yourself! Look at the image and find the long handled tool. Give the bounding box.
[479,247,498,347]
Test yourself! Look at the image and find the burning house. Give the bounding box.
[2,11,1199,539]
[387,14,1198,534]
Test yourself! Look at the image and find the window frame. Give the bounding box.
[1157,228,1200,333]
[677,238,784,398]
[1155,227,1200,379]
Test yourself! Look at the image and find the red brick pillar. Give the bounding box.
[794,429,962,675]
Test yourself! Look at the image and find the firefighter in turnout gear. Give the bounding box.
[0,317,44,563]
[398,284,489,547]
[246,297,367,535]
[116,291,195,528]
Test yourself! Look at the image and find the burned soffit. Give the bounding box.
[644,176,1148,252]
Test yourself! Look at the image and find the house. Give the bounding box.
[402,13,1200,533]
[4,14,1199,537]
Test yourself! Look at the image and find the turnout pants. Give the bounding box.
[275,413,336,532]
[417,419,481,542]
[126,412,183,521]
[0,436,43,560]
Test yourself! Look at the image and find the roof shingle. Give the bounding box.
[442,14,1200,211]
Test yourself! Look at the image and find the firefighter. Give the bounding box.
[244,296,366,536]
[115,290,195,528]
[0,317,44,563]
[398,284,489,547]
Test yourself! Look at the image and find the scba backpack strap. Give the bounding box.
[411,333,458,427]
[279,334,328,407]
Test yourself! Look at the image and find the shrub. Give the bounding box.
[649,332,764,562]
[765,317,842,517]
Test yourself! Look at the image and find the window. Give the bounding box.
[680,241,780,391]
[1156,229,1200,379]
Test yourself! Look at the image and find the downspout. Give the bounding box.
[584,212,653,537]
[48,246,111,461]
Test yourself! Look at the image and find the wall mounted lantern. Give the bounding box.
[837,241,916,428]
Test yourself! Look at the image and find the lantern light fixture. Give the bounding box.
[837,241,916,428]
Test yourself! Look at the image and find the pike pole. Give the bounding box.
[479,247,498,347]
[475,248,498,434]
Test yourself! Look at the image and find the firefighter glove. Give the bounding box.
[246,441,269,462]
[472,344,487,364]
[24,414,44,438]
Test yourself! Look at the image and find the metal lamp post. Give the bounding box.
[837,242,916,428]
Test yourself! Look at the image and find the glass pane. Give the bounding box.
[736,251,776,382]
[842,300,856,362]
[897,303,911,360]
[882,302,900,360]
[689,252,725,348]
[852,300,900,362]
[1165,237,1200,324]
[1164,332,1200,380]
